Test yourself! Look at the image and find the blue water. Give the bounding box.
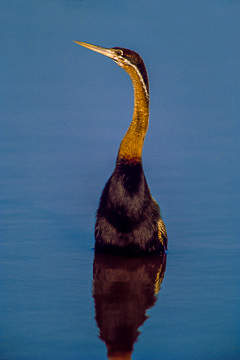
[1,0,240,359]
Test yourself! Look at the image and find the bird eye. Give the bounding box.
[116,49,123,56]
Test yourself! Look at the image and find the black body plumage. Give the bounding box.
[95,159,167,255]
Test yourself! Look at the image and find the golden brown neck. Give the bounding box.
[117,65,149,163]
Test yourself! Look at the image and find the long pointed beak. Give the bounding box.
[73,41,116,60]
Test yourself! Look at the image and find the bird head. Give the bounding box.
[74,41,149,94]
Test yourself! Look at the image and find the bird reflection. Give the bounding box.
[93,253,167,360]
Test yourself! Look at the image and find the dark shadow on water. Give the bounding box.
[92,252,167,360]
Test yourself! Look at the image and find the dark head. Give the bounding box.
[74,41,149,97]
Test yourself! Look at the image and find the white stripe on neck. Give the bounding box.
[119,58,149,100]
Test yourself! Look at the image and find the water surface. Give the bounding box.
[1,0,240,359]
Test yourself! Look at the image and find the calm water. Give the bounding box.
[1,0,240,359]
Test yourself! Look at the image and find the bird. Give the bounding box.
[74,41,167,255]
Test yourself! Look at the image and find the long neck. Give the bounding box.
[117,66,149,163]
